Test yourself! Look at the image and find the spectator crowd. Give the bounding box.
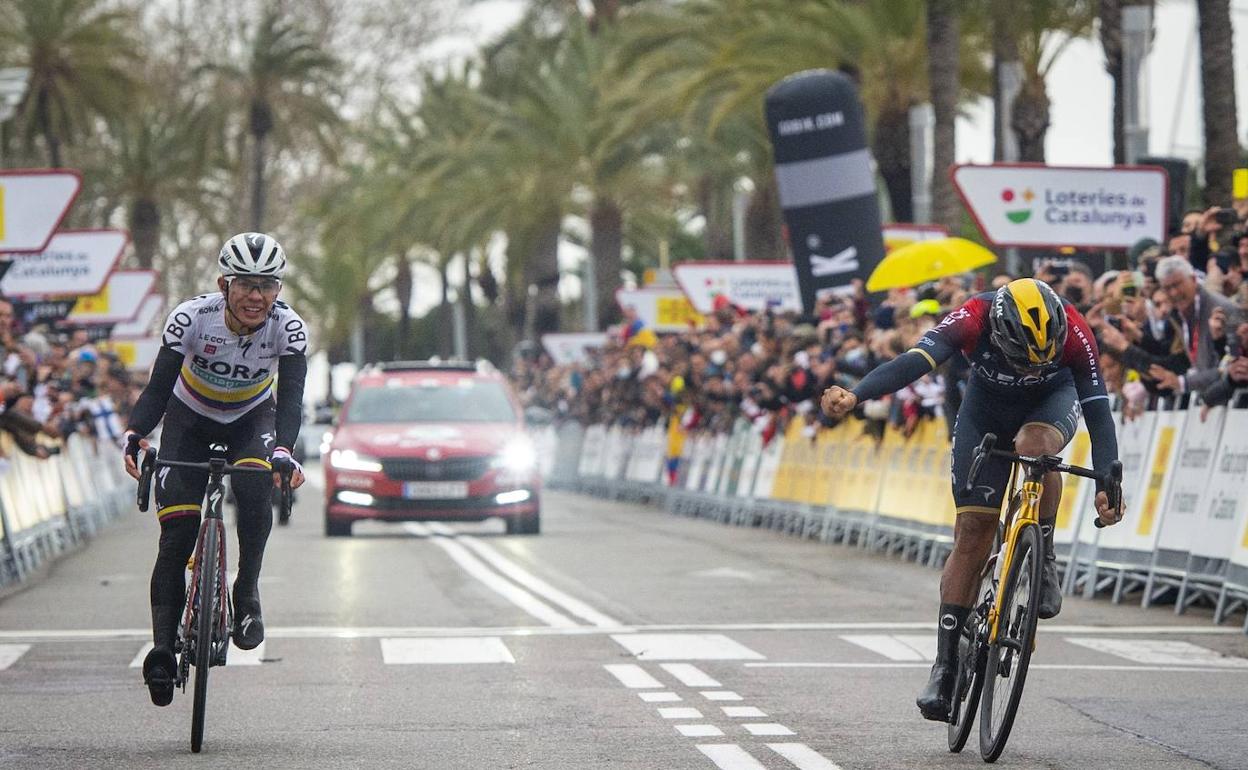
[0,295,137,470]
[511,202,1248,443]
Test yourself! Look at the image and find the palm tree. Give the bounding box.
[0,0,140,167]
[1195,0,1238,205]
[927,0,960,228]
[1010,0,1097,162]
[207,6,340,230]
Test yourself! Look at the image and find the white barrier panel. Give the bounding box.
[751,435,785,499]
[579,425,606,478]
[1091,411,1160,555]
[704,434,730,493]
[1155,407,1225,558]
[1053,423,1093,546]
[1192,409,1248,562]
[736,429,763,499]
[685,434,710,491]
[717,425,749,496]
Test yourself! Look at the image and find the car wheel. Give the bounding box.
[325,514,352,537]
[506,511,540,536]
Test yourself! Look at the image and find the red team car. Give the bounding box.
[321,361,541,537]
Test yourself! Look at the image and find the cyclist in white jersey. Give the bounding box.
[122,233,308,707]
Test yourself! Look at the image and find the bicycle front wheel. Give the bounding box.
[190,522,219,754]
[947,597,988,751]
[979,523,1043,763]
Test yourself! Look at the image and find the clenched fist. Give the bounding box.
[821,386,858,419]
[1094,490,1122,527]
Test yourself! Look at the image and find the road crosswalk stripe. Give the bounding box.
[611,634,765,660]
[677,724,724,737]
[767,743,845,770]
[839,634,934,661]
[128,641,265,668]
[701,691,744,701]
[639,691,681,702]
[0,644,30,670]
[743,723,795,736]
[604,663,664,688]
[1065,638,1248,667]
[722,706,767,718]
[380,637,514,664]
[657,707,703,719]
[696,744,768,770]
[661,663,722,687]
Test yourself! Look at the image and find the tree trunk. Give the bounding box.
[745,174,786,260]
[530,208,563,336]
[36,88,62,168]
[992,0,1021,162]
[129,197,161,270]
[927,0,960,229]
[590,197,623,329]
[873,101,912,223]
[438,260,452,357]
[1099,0,1125,165]
[698,173,734,260]
[461,251,476,358]
[249,98,274,231]
[394,255,413,360]
[1196,0,1239,205]
[1012,77,1050,163]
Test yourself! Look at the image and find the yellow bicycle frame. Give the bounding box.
[987,470,1045,644]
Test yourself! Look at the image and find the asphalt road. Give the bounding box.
[2,459,1247,769]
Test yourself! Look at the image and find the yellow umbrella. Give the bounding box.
[866,237,998,292]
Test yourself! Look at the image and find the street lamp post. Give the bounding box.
[0,68,31,168]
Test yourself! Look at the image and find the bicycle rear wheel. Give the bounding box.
[979,523,1044,762]
[947,597,988,751]
[190,522,219,754]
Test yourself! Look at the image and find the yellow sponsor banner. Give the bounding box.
[810,424,839,505]
[655,296,704,329]
[72,283,111,315]
[1055,430,1091,531]
[875,427,910,518]
[1136,426,1175,536]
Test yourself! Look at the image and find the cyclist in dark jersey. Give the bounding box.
[822,278,1123,722]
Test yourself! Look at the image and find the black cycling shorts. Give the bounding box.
[153,397,276,522]
[949,378,1080,516]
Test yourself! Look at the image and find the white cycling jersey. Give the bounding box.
[159,293,309,423]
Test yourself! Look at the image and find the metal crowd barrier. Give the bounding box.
[0,432,131,590]
[540,395,1248,634]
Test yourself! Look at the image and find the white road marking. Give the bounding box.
[661,663,722,687]
[696,744,768,770]
[604,663,664,689]
[639,692,682,702]
[612,634,764,660]
[722,706,767,718]
[129,641,265,667]
[1065,638,1248,668]
[767,743,845,770]
[380,637,514,664]
[840,634,934,661]
[701,691,744,701]
[450,531,623,628]
[677,724,724,737]
[743,723,795,736]
[658,707,703,719]
[4,622,1243,642]
[406,524,578,628]
[745,662,1248,673]
[0,644,31,670]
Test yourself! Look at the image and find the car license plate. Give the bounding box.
[402,481,469,499]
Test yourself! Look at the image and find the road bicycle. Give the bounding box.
[946,433,1121,763]
[138,447,292,753]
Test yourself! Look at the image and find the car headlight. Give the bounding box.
[319,431,334,455]
[492,438,537,474]
[329,449,383,472]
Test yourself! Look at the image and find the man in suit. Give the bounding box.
[1147,256,1242,395]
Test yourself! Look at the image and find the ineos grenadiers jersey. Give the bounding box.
[159,293,309,423]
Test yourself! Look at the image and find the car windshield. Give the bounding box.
[345,379,516,424]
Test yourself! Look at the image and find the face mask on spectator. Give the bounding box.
[710,349,727,366]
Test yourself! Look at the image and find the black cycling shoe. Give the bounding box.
[233,609,265,650]
[143,646,177,707]
[916,662,957,722]
[1038,556,1063,619]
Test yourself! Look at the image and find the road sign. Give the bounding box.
[0,170,81,253]
[110,293,163,339]
[0,229,127,298]
[97,337,161,372]
[64,270,157,325]
[616,288,704,333]
[673,262,803,314]
[951,163,1167,249]
[541,333,609,365]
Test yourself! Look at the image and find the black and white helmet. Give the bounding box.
[218,232,287,279]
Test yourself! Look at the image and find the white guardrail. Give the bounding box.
[0,432,131,590]
[535,400,1248,634]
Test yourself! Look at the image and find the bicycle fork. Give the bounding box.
[987,480,1042,645]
